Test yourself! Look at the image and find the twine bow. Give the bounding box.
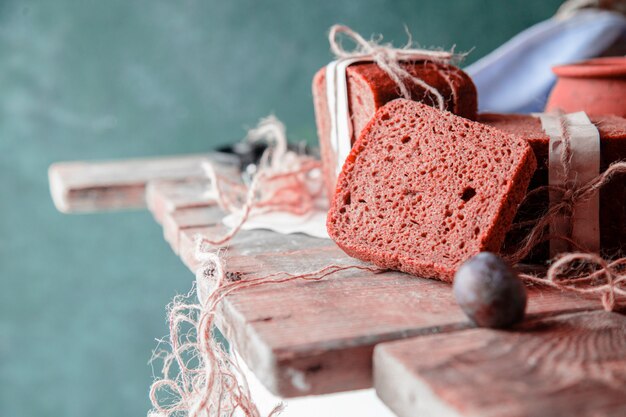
[328,24,458,110]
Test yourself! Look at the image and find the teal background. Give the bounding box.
[0,1,563,415]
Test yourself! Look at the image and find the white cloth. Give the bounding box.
[466,10,626,113]
[223,209,329,239]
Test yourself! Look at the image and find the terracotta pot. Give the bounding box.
[545,56,626,117]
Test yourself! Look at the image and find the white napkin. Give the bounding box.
[223,209,329,239]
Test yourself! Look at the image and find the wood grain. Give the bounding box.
[214,268,604,398]
[48,153,237,213]
[374,311,626,417]
[162,206,223,253]
[146,179,213,225]
[178,224,334,272]
[143,181,607,398]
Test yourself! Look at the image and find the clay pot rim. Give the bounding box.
[553,57,626,78]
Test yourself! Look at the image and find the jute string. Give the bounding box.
[148,116,382,417]
[149,243,381,417]
[200,115,325,246]
[507,113,626,310]
[328,24,460,110]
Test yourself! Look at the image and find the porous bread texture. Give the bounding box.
[313,61,478,199]
[480,113,626,258]
[327,99,537,282]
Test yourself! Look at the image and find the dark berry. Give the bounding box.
[453,252,527,329]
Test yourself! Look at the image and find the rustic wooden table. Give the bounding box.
[50,154,626,417]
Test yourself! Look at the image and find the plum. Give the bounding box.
[453,252,527,329]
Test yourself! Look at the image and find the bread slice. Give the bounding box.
[313,61,477,198]
[480,113,626,257]
[327,99,536,281]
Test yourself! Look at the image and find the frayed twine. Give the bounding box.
[507,112,626,311]
[147,245,283,417]
[328,24,466,110]
[148,115,380,416]
[519,253,626,311]
[201,115,325,246]
[148,238,383,417]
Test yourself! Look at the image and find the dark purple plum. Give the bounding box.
[453,252,527,329]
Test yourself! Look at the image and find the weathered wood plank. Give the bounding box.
[48,153,237,213]
[146,179,213,225]
[216,266,604,398]
[181,229,604,398]
[374,311,626,417]
[163,206,223,254]
[178,225,334,272]
[151,179,606,398]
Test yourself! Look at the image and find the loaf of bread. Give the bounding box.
[480,113,626,257]
[313,61,477,198]
[327,99,536,281]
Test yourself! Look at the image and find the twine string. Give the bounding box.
[507,112,626,311]
[148,115,375,416]
[199,116,324,247]
[149,239,383,417]
[328,24,458,110]
[507,161,626,265]
[519,253,626,311]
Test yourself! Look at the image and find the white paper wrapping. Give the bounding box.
[325,58,361,177]
[538,111,601,255]
[223,210,329,239]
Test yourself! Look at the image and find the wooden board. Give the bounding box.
[48,153,237,213]
[146,179,213,225]
[147,179,607,398]
[374,311,626,417]
[162,206,224,253]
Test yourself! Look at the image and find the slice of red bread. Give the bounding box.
[313,61,477,198]
[480,113,626,257]
[327,99,537,281]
